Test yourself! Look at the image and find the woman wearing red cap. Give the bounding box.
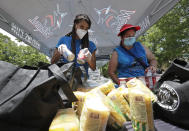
[108,24,157,86]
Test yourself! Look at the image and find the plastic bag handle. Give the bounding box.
[48,64,77,102]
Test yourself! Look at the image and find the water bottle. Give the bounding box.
[77,48,88,64]
[118,78,127,88]
[145,69,156,89]
[61,45,75,62]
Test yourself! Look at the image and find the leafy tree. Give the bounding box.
[0,33,49,67]
[139,0,189,69]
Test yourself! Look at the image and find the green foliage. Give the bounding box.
[138,0,189,69]
[0,33,49,67]
[100,62,109,78]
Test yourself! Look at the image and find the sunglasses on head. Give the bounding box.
[76,14,90,21]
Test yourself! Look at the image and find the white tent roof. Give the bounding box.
[0,0,180,58]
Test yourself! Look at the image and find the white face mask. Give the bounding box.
[76,29,87,39]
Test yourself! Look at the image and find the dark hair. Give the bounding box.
[119,27,136,37]
[66,14,91,56]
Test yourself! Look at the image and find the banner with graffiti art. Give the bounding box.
[0,0,180,58]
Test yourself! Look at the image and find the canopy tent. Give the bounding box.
[0,0,180,58]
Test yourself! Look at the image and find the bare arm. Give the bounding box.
[142,44,158,72]
[108,51,119,85]
[51,48,61,64]
[87,50,96,71]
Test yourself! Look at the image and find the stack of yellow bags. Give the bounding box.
[72,80,115,118]
[98,90,127,130]
[49,78,156,131]
[74,80,127,130]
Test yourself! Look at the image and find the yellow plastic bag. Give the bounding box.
[80,93,110,131]
[49,108,79,131]
[90,90,127,129]
[107,89,131,120]
[117,86,130,104]
[129,87,155,131]
[91,80,115,95]
[73,91,86,117]
[126,78,157,102]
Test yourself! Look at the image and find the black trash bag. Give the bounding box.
[155,59,189,88]
[153,59,189,129]
[0,61,77,131]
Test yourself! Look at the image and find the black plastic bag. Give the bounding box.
[155,59,189,88]
[154,59,189,129]
[0,61,77,131]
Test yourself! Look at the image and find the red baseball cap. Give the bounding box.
[117,24,141,36]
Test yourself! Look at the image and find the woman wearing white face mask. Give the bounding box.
[108,24,157,86]
[51,14,97,77]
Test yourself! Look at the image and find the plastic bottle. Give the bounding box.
[145,69,156,89]
[61,45,75,62]
[118,78,127,88]
[77,48,88,64]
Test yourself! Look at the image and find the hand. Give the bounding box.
[145,65,157,74]
[77,48,91,64]
[83,48,92,62]
[58,44,67,54]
